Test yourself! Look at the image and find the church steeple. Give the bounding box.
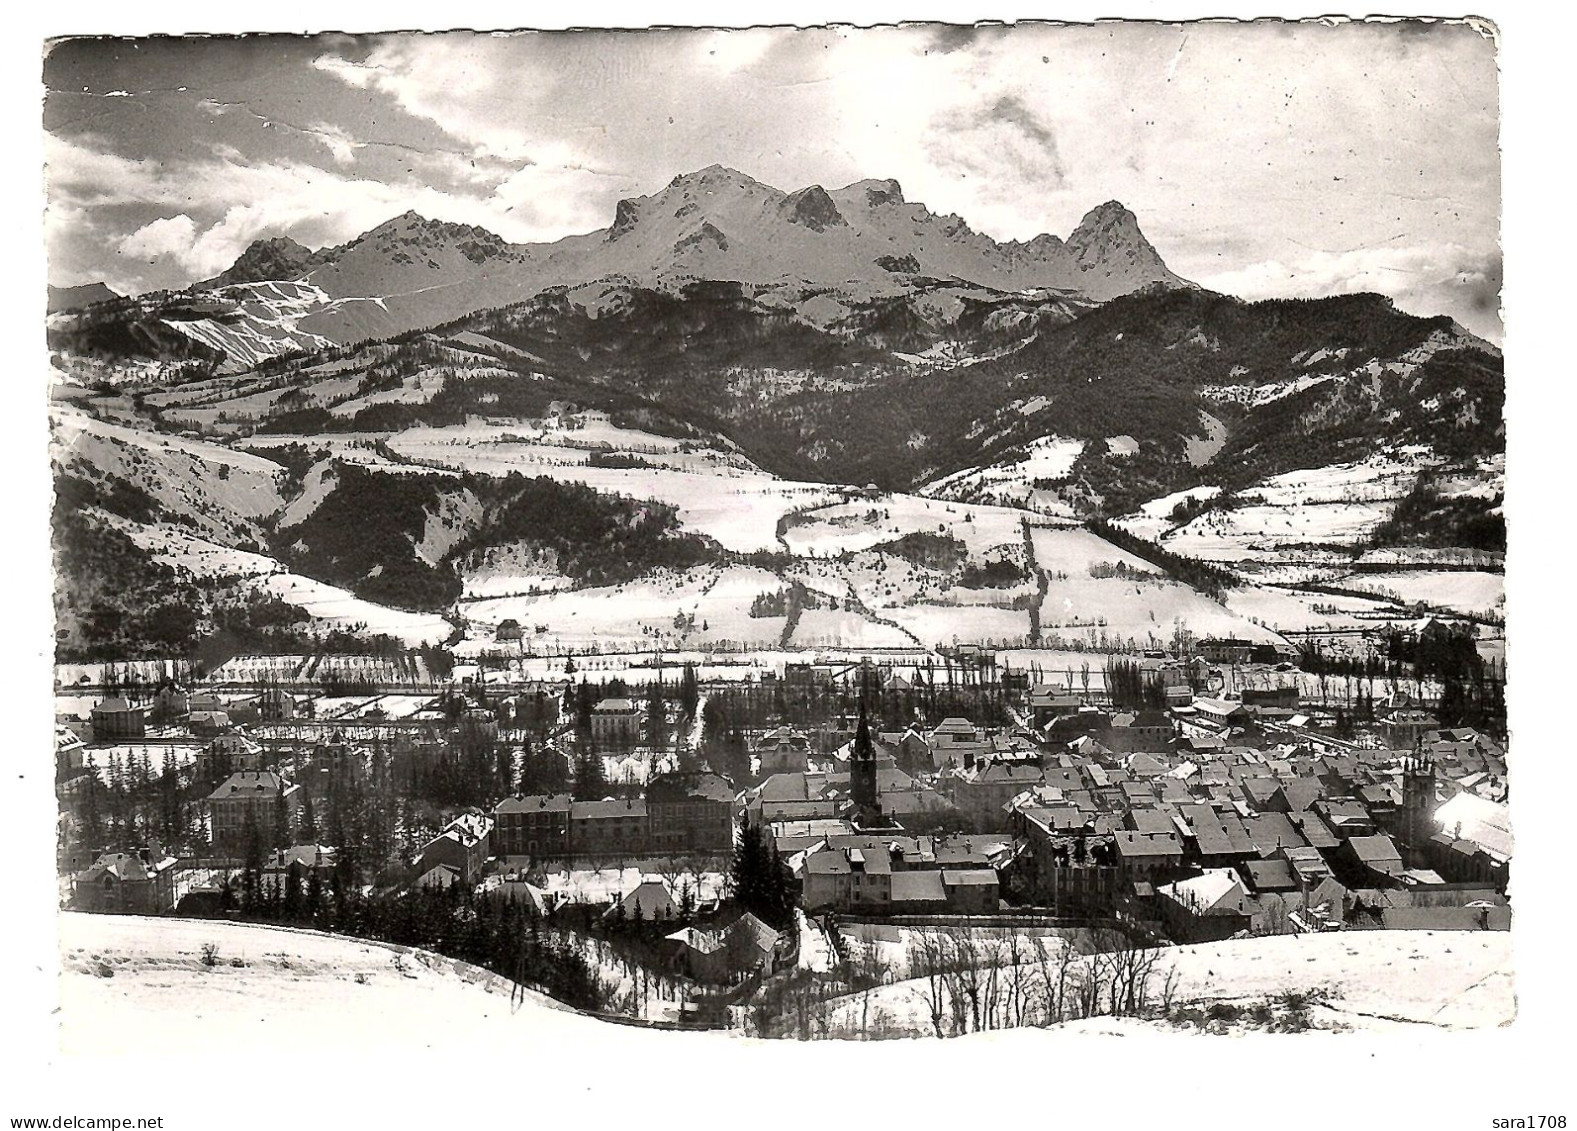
[1401,738,1437,868]
[851,699,879,820]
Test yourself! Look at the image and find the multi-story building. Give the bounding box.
[1198,637,1254,665]
[493,793,572,858]
[646,772,735,853]
[90,697,145,741]
[73,849,177,913]
[948,761,1047,831]
[570,798,648,857]
[925,717,992,770]
[754,727,812,774]
[591,698,643,747]
[206,771,300,854]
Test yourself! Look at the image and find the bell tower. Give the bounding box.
[851,700,880,823]
[1401,739,1438,868]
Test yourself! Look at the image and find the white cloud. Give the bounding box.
[117,214,200,264]
[1194,240,1504,344]
[1196,243,1461,303]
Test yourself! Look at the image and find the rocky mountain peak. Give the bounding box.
[782,185,847,232]
[201,235,317,289]
[835,178,904,208]
[1066,201,1144,251]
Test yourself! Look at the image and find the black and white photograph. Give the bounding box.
[9,5,1570,1126]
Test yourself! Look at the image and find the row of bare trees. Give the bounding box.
[742,923,1179,1040]
[912,926,1178,1037]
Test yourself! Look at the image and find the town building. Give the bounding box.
[90,697,146,740]
[591,698,644,747]
[1156,868,1255,942]
[754,726,812,774]
[570,798,649,857]
[646,771,735,854]
[72,849,177,914]
[206,771,301,854]
[493,793,572,858]
[416,812,494,884]
[925,717,992,770]
[1198,638,1254,665]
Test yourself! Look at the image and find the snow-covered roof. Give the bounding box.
[1159,868,1249,915]
[1434,791,1513,862]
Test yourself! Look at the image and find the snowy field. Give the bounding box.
[789,607,923,649]
[1040,574,1284,648]
[1116,485,1223,541]
[102,515,452,648]
[56,913,635,1057]
[251,419,847,553]
[257,573,453,647]
[1222,583,1408,633]
[460,565,790,653]
[460,540,576,599]
[1028,526,1285,648]
[782,493,1026,558]
[1113,451,1441,565]
[921,435,1086,517]
[1323,570,1505,619]
[377,421,845,553]
[116,518,280,581]
[53,407,286,542]
[536,865,730,907]
[879,605,1029,649]
[823,928,1513,1037]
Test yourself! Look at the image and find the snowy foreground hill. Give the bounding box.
[56,914,1512,1051]
[55,913,633,1055]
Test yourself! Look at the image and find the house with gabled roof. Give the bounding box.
[1288,809,1339,851]
[1243,812,1307,858]
[73,849,177,913]
[571,797,648,857]
[591,697,643,747]
[926,717,992,770]
[1343,834,1406,884]
[755,726,813,774]
[610,877,681,922]
[1113,831,1184,881]
[416,811,494,884]
[647,770,735,853]
[1157,868,1253,941]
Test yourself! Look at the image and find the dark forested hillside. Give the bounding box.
[273,464,462,610]
[275,463,724,613]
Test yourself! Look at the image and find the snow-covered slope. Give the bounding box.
[824,928,1513,1038]
[52,406,286,543]
[57,913,626,1056]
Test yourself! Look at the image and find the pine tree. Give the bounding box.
[646,680,666,749]
[81,756,104,850]
[241,811,264,916]
[496,741,514,798]
[679,663,700,721]
[284,863,304,921]
[272,787,290,850]
[575,679,595,739]
[306,865,325,925]
[572,746,607,801]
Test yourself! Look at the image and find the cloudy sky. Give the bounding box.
[43,21,1502,340]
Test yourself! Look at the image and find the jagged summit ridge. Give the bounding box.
[192,164,1191,343]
